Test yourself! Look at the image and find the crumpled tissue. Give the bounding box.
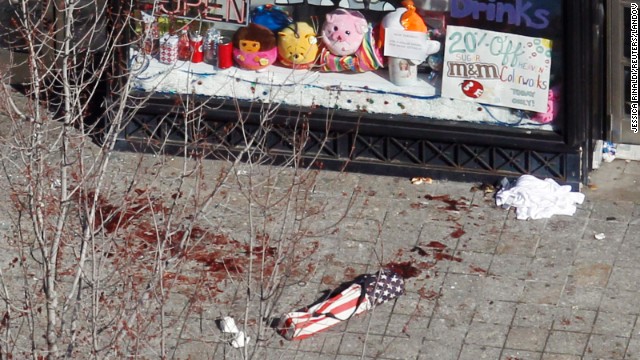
[496,175,585,220]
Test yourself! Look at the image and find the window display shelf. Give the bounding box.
[132,51,554,130]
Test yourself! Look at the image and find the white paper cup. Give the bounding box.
[388,57,418,86]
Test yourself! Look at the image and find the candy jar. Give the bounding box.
[177,30,191,61]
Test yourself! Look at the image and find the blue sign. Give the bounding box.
[450,0,551,30]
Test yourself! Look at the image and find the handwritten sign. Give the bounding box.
[384,28,433,61]
[441,25,552,113]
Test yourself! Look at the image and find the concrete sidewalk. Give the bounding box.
[247,160,640,360]
[1,80,639,358]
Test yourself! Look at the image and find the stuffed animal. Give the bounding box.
[232,23,278,70]
[337,0,395,11]
[318,9,384,72]
[250,4,293,32]
[379,1,436,46]
[319,24,384,72]
[379,0,441,60]
[321,9,368,56]
[277,22,319,69]
[400,0,428,33]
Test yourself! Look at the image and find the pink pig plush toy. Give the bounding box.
[319,8,384,72]
[321,9,368,56]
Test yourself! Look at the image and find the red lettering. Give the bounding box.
[156,0,247,24]
[226,0,246,24]
[182,0,204,15]
[158,0,181,15]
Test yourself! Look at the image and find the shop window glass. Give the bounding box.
[130,0,564,131]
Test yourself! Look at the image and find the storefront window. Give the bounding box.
[130,0,564,131]
[0,1,42,50]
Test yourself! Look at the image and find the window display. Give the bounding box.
[130,0,564,131]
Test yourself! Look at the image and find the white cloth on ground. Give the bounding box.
[495,175,585,220]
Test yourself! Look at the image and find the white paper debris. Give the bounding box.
[218,316,250,348]
[594,233,606,240]
[231,331,249,348]
[220,316,239,333]
[411,177,433,185]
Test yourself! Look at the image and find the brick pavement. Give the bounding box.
[1,81,639,358]
[247,168,640,360]
[1,147,637,359]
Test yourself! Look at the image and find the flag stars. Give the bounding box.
[363,270,404,306]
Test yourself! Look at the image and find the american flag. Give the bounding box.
[278,269,404,340]
[361,269,406,306]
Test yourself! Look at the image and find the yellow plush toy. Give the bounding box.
[277,22,319,69]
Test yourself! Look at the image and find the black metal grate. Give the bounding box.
[347,134,573,180]
[116,106,581,189]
